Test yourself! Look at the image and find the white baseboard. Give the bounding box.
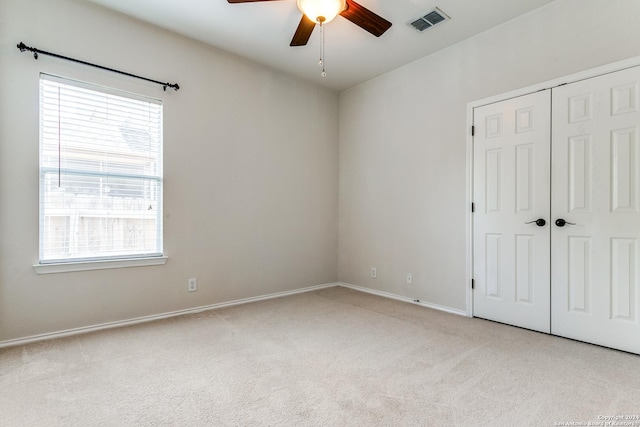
[338,282,468,317]
[0,281,467,349]
[0,282,340,349]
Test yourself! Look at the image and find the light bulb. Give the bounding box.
[296,0,346,24]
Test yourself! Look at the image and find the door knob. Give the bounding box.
[525,218,546,227]
[555,218,576,227]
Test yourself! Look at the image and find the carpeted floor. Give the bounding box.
[1,286,639,426]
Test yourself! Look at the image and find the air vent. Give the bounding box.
[408,7,449,32]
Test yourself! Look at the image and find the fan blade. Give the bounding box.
[227,0,283,3]
[340,0,392,37]
[290,15,316,46]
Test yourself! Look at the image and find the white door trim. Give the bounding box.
[466,55,640,317]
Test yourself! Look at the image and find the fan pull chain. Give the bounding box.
[319,21,326,77]
[318,22,323,67]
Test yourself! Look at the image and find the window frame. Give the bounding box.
[35,74,167,273]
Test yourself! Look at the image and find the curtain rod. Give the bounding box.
[17,42,180,91]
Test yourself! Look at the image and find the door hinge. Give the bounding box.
[471,279,475,289]
[471,125,475,136]
[471,202,475,213]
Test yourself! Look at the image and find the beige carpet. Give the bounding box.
[1,286,639,426]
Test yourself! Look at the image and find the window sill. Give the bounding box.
[33,256,168,275]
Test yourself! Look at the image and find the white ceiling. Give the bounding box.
[85,0,556,91]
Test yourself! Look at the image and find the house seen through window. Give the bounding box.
[39,74,163,263]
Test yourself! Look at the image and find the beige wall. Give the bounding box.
[4,0,640,343]
[0,0,338,342]
[338,0,640,311]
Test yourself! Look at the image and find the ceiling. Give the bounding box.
[85,0,556,91]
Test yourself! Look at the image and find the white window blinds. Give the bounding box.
[39,74,163,263]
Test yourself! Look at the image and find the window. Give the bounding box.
[39,74,163,265]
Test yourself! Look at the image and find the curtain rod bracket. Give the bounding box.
[17,41,180,91]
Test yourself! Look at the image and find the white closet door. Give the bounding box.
[552,66,640,354]
[473,90,551,333]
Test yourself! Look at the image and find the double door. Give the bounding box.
[473,66,640,354]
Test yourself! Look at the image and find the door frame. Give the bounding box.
[465,55,640,317]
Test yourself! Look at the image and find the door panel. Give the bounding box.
[552,66,640,354]
[473,90,551,333]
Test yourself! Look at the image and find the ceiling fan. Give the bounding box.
[227,0,392,47]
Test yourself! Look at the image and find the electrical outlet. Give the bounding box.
[406,273,413,284]
[371,267,377,279]
[188,278,197,292]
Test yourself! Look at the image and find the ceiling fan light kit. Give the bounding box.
[296,0,346,24]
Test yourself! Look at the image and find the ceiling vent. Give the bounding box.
[408,7,450,32]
